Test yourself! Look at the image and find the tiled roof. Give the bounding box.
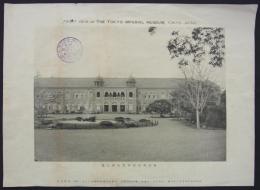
[34,77,184,89]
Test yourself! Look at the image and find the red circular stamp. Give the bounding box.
[57,37,83,63]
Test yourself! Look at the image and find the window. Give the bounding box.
[104,105,109,112]
[113,92,117,97]
[97,92,100,97]
[121,92,125,97]
[120,105,125,112]
[105,92,109,97]
[129,92,133,97]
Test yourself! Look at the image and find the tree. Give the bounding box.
[171,80,221,123]
[171,83,191,117]
[205,90,226,128]
[146,99,172,116]
[167,27,225,128]
[218,90,226,128]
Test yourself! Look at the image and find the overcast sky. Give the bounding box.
[35,25,225,88]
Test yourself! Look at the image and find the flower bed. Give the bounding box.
[37,117,159,129]
[52,120,125,129]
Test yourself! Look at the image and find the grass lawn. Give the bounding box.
[35,114,226,161]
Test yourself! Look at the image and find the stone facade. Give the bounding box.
[34,77,183,114]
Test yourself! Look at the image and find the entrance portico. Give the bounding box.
[103,104,127,113]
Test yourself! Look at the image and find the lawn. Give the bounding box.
[34,114,226,161]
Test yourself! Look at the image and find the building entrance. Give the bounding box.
[112,105,117,112]
[104,105,109,112]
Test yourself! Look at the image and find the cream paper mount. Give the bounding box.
[3,3,257,187]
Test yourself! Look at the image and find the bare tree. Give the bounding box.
[167,27,225,128]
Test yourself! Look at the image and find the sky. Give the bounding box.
[34,25,225,88]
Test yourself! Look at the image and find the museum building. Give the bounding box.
[34,76,184,114]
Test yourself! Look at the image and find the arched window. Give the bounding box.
[105,92,109,97]
[109,92,112,97]
[121,92,125,97]
[129,92,133,97]
[113,92,117,97]
[96,92,100,97]
[117,92,120,97]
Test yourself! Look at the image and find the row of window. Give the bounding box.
[38,103,135,112]
[36,92,171,101]
[73,93,86,99]
[97,92,133,98]
[144,95,158,99]
[36,92,134,100]
[38,91,170,100]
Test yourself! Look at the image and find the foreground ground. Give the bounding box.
[35,114,226,161]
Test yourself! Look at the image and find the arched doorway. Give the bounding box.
[112,103,117,112]
[104,102,109,112]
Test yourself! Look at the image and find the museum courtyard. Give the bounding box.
[34,114,226,161]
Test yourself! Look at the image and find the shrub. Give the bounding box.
[138,119,153,127]
[184,109,206,124]
[83,116,96,122]
[146,99,172,115]
[54,122,99,129]
[139,119,149,122]
[125,122,138,128]
[205,106,226,128]
[115,117,122,120]
[99,121,114,127]
[114,117,125,122]
[41,120,53,125]
[125,120,138,128]
[75,117,82,121]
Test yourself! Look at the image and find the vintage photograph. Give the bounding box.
[34,25,226,161]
